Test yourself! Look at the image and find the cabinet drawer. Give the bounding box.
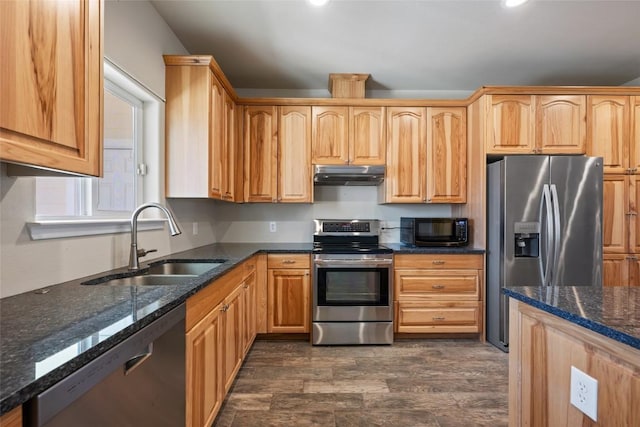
[267,254,310,269]
[395,270,479,300]
[394,254,483,270]
[395,301,480,333]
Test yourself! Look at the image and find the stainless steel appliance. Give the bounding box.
[312,219,393,345]
[26,304,186,426]
[313,165,385,186]
[400,217,469,247]
[486,156,603,352]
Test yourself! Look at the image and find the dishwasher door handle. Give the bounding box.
[124,343,153,376]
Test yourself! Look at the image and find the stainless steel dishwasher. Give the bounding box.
[26,303,186,427]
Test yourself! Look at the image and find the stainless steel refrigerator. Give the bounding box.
[486,155,603,352]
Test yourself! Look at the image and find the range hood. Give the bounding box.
[313,165,385,186]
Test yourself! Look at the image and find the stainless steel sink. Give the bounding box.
[147,261,224,276]
[82,259,226,286]
[97,274,196,286]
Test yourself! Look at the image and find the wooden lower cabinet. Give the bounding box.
[604,253,640,286]
[185,257,258,427]
[185,301,224,427]
[509,299,640,426]
[267,254,311,333]
[394,254,484,335]
[0,406,22,427]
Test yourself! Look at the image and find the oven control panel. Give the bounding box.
[323,221,370,233]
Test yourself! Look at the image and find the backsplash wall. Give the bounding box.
[212,186,451,243]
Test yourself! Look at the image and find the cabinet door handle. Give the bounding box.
[243,283,249,289]
[282,259,296,264]
[432,260,445,265]
[626,256,638,261]
[221,304,228,312]
[432,316,446,321]
[431,284,445,289]
[627,212,638,216]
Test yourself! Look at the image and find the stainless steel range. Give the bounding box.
[312,219,393,345]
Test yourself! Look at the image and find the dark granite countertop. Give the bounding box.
[0,242,312,415]
[0,241,484,415]
[383,243,485,254]
[504,286,640,351]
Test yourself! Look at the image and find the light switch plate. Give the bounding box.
[570,366,598,421]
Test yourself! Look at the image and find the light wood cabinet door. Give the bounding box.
[0,406,22,427]
[385,107,426,203]
[628,255,640,287]
[268,268,311,333]
[312,106,349,164]
[209,77,225,199]
[244,106,278,202]
[219,92,239,201]
[603,175,629,254]
[486,95,535,154]
[186,301,223,427]
[278,106,312,203]
[631,96,640,173]
[630,175,640,253]
[223,284,244,394]
[426,107,467,203]
[587,95,630,174]
[242,271,257,356]
[603,254,627,287]
[350,106,386,165]
[0,0,102,176]
[536,95,586,154]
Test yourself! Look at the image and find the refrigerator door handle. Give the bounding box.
[550,184,561,286]
[541,184,554,286]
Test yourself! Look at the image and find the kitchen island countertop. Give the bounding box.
[504,286,640,350]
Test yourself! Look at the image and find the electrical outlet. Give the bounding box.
[192,222,198,235]
[269,222,277,233]
[570,366,598,421]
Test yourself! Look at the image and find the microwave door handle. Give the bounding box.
[550,184,561,287]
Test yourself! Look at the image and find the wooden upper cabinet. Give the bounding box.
[486,95,535,154]
[631,96,640,173]
[244,106,278,202]
[209,77,225,199]
[384,107,426,203]
[166,65,211,197]
[587,95,630,174]
[536,95,586,154]
[0,0,103,176]
[312,106,349,164]
[278,106,312,203]
[426,107,467,203]
[350,106,386,165]
[311,106,385,165]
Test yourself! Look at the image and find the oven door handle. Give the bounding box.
[314,259,393,266]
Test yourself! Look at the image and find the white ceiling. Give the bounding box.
[150,0,640,96]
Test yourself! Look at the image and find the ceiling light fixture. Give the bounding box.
[308,0,330,6]
[503,0,530,7]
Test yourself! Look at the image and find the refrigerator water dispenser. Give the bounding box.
[514,222,540,258]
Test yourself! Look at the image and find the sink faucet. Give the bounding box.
[128,202,182,270]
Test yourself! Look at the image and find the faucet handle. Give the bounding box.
[137,248,157,258]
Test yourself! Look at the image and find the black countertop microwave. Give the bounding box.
[400,217,469,247]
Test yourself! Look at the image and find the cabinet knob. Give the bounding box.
[432,260,445,265]
[432,284,445,289]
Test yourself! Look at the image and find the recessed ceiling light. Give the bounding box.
[309,0,330,6]
[503,0,530,7]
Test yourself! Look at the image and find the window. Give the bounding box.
[29,59,164,240]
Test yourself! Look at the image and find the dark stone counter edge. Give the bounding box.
[0,244,483,415]
[503,288,640,351]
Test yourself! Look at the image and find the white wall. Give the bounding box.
[0,1,220,298]
[623,76,640,86]
[212,186,451,244]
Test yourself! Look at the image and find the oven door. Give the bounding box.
[313,255,393,322]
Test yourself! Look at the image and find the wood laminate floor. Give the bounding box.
[214,339,508,427]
